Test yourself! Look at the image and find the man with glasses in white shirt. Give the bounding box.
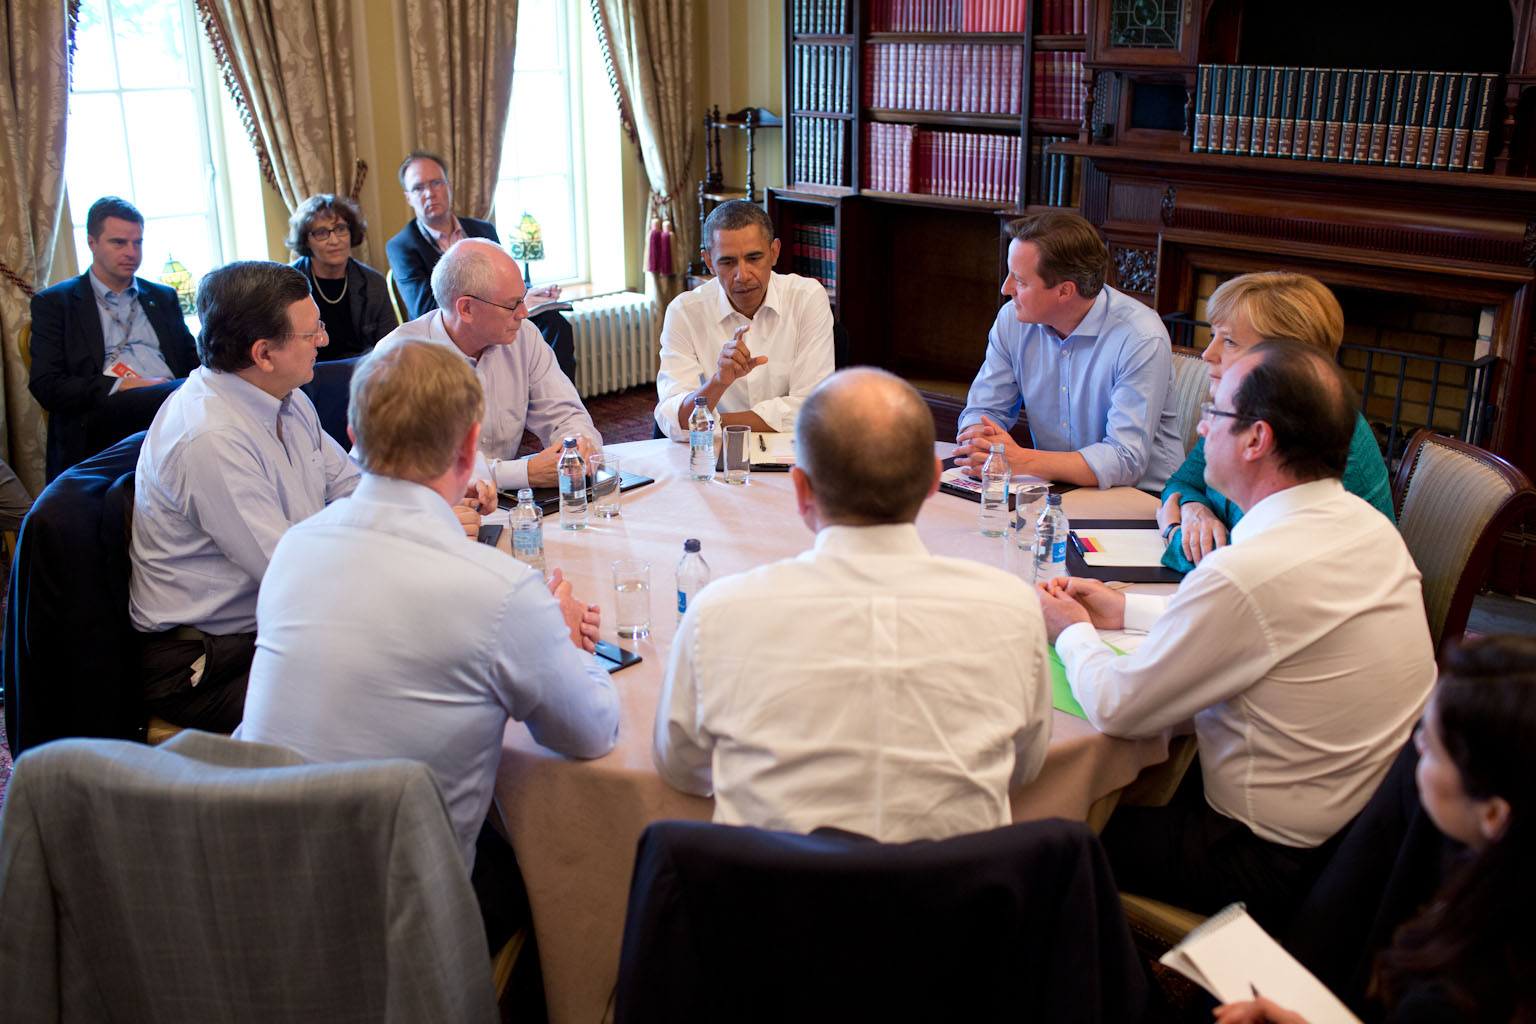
[377,238,601,492]
[1035,340,1436,931]
[129,261,360,733]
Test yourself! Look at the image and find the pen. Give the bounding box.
[1250,982,1261,999]
[1069,531,1086,558]
[758,434,766,452]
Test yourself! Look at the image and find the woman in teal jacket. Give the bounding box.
[1158,272,1394,572]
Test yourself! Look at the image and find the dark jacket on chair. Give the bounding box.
[28,273,198,480]
[385,216,499,320]
[3,432,146,755]
[614,818,1147,1024]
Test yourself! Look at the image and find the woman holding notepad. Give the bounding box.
[1214,634,1536,1023]
[1156,273,1394,573]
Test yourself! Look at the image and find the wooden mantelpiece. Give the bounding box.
[1052,140,1536,477]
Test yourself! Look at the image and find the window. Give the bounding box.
[496,0,625,291]
[496,0,585,284]
[64,0,263,292]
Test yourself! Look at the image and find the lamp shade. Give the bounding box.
[508,211,545,262]
[158,256,197,316]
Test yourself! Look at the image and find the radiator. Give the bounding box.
[566,292,658,398]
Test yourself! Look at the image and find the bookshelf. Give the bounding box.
[773,0,1091,414]
[1063,0,1536,482]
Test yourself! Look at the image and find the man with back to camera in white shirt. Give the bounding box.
[653,366,1054,842]
[1035,339,1438,931]
[237,337,619,951]
[653,199,835,440]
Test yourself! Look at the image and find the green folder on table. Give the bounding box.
[1048,641,1126,720]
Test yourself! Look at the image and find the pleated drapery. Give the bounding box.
[0,0,76,493]
[589,0,695,314]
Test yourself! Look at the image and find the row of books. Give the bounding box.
[793,44,854,114]
[792,115,850,188]
[790,0,849,35]
[1193,65,1500,172]
[789,223,838,302]
[1031,50,1085,121]
[863,43,1024,115]
[863,122,1022,205]
[1027,135,1080,207]
[1038,0,1088,35]
[869,0,1029,32]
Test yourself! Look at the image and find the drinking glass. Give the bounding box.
[612,559,651,639]
[590,453,622,517]
[723,424,751,484]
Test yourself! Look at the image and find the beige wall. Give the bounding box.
[694,0,786,243]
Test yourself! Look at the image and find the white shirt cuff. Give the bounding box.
[1123,592,1170,633]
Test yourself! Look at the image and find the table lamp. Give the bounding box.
[508,211,544,286]
[158,256,197,316]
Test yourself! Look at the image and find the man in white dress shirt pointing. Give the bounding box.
[654,200,835,440]
[1036,340,1437,930]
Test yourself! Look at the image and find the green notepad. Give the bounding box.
[1048,641,1125,720]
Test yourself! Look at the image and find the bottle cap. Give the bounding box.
[1046,492,1062,505]
[562,435,578,447]
[989,443,1004,453]
[683,538,701,552]
[694,395,707,406]
[517,488,533,500]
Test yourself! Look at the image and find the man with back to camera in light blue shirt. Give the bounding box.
[237,338,619,951]
[129,261,361,734]
[951,211,1184,492]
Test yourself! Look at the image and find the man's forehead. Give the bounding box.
[708,225,772,256]
[404,157,447,184]
[97,216,143,240]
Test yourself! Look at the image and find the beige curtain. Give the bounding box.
[0,0,75,494]
[401,0,518,220]
[194,0,370,263]
[589,0,695,314]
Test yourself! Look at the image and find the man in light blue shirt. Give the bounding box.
[238,338,619,949]
[953,212,1183,491]
[129,261,359,732]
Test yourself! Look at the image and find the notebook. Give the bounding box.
[1160,904,1363,1023]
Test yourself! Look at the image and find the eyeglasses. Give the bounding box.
[1200,402,1250,424]
[406,178,448,196]
[308,224,350,242]
[285,325,329,342]
[466,293,525,315]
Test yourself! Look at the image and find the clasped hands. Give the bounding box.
[1156,491,1230,564]
[1033,576,1126,643]
[952,415,1027,474]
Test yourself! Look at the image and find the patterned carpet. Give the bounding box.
[0,386,660,814]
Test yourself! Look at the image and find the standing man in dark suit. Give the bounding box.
[385,151,576,380]
[29,196,199,481]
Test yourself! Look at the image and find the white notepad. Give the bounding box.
[1159,904,1362,1023]
[1073,528,1167,567]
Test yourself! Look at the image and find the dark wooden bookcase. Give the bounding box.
[771,0,1091,431]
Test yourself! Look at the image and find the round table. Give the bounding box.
[494,438,1173,1024]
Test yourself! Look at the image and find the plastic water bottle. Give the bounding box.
[675,538,711,621]
[557,436,588,530]
[1034,491,1069,582]
[689,397,715,482]
[978,443,1009,537]
[510,488,546,573]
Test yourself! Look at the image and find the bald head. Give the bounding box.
[431,237,512,311]
[796,368,938,525]
[1229,339,1356,481]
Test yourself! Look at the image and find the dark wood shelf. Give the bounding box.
[1052,141,1536,194]
[866,31,1026,44]
[1033,34,1088,51]
[1030,118,1083,133]
[866,108,1023,129]
[860,189,1023,212]
[791,34,853,43]
[772,185,857,204]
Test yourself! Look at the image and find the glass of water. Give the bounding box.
[723,424,752,484]
[590,453,621,518]
[1013,483,1050,557]
[612,559,651,639]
